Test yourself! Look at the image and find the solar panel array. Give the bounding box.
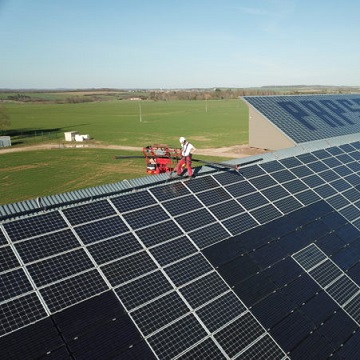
[1,140,360,359]
[243,94,360,143]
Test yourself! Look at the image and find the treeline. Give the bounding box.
[1,86,358,104]
[146,88,280,101]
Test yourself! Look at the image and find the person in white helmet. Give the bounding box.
[176,137,196,177]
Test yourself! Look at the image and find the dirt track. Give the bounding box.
[0,143,269,158]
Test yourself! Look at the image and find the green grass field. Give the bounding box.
[1,99,249,205]
[4,99,248,147]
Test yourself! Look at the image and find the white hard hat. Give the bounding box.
[179,136,186,144]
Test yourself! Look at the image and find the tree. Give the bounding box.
[0,105,10,134]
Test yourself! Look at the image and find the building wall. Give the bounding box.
[249,107,295,150]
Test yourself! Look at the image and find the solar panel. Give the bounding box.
[3,211,67,241]
[177,338,225,359]
[0,246,20,272]
[40,270,108,312]
[175,208,217,232]
[147,314,207,359]
[115,270,173,310]
[188,222,230,248]
[208,199,245,220]
[0,293,47,336]
[14,229,80,263]
[162,194,203,216]
[150,182,191,201]
[179,271,229,309]
[0,230,7,246]
[214,312,265,358]
[196,187,232,206]
[136,219,183,247]
[62,199,116,225]
[0,269,33,302]
[184,175,219,192]
[225,180,257,197]
[26,249,94,287]
[110,190,157,212]
[223,212,258,235]
[101,251,157,286]
[74,216,129,244]
[164,254,213,287]
[87,232,142,264]
[131,292,189,336]
[237,334,286,360]
[123,205,169,229]
[243,94,360,143]
[149,236,197,266]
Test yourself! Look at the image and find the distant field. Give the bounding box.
[1,99,249,205]
[4,99,248,147]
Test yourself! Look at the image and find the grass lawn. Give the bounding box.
[1,99,249,205]
[4,99,248,147]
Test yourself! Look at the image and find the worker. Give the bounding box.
[176,136,196,177]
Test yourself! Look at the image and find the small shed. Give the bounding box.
[0,136,11,147]
[64,131,78,142]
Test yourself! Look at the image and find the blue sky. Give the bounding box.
[1,0,359,89]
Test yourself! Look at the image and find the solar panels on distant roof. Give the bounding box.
[1,139,360,359]
[243,94,360,143]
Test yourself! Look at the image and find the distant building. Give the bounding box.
[242,94,360,150]
[0,136,11,147]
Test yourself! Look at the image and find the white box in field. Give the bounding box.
[64,131,78,141]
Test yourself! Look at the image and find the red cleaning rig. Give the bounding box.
[142,144,182,174]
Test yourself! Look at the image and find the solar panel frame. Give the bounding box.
[0,293,47,336]
[0,231,7,246]
[131,291,190,336]
[62,200,116,226]
[115,270,173,311]
[149,236,197,266]
[14,229,80,264]
[87,232,143,265]
[177,337,225,359]
[222,212,258,235]
[149,182,191,201]
[225,180,257,198]
[122,205,170,230]
[196,187,232,206]
[188,222,230,249]
[196,292,247,333]
[179,271,229,309]
[162,195,203,216]
[214,312,265,358]
[0,269,33,302]
[175,208,217,233]
[110,191,157,213]
[147,314,207,360]
[26,248,94,287]
[208,199,245,220]
[74,216,130,244]
[184,175,220,193]
[0,246,20,273]
[164,253,213,287]
[101,251,157,286]
[135,219,184,247]
[3,211,68,242]
[40,270,108,313]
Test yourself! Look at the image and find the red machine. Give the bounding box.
[142,144,182,174]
